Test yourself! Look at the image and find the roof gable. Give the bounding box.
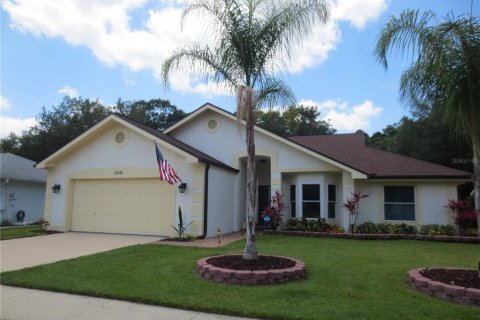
[165,103,368,178]
[36,114,237,172]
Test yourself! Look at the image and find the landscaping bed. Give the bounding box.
[264,230,479,243]
[408,268,480,306]
[197,255,306,285]
[421,268,480,289]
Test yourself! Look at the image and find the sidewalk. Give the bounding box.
[0,285,257,320]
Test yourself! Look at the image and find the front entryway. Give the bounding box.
[258,185,271,225]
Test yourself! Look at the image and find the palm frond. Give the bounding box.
[161,44,237,91]
[255,76,295,109]
[252,0,329,80]
[380,10,480,139]
[375,9,436,69]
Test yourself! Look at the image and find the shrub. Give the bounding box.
[264,191,286,230]
[356,221,417,234]
[0,219,12,227]
[445,199,478,234]
[170,207,193,239]
[419,224,456,236]
[355,221,378,234]
[341,191,369,233]
[284,218,342,233]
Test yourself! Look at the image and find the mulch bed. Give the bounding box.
[421,268,480,289]
[207,255,296,271]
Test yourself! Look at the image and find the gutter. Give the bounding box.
[197,162,210,239]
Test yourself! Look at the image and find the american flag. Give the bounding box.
[155,142,181,185]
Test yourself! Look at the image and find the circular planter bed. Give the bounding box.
[197,255,306,285]
[408,268,480,306]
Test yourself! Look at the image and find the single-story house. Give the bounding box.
[1,153,47,224]
[36,103,471,237]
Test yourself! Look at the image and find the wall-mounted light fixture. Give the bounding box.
[52,184,61,193]
[178,182,187,194]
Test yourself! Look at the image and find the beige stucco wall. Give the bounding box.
[44,121,203,236]
[354,180,460,226]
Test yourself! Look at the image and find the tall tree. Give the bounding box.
[255,104,336,136]
[162,0,329,259]
[367,116,473,173]
[375,10,480,235]
[114,98,187,130]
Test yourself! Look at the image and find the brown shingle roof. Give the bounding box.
[287,133,471,179]
[114,113,238,173]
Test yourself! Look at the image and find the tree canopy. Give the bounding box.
[0,97,186,162]
[255,104,336,136]
[367,115,473,173]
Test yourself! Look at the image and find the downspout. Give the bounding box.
[197,162,210,239]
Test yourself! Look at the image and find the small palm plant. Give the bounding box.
[342,192,369,233]
[171,207,193,239]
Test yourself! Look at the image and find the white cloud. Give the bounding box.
[0,116,37,138]
[58,86,79,98]
[3,0,388,96]
[0,95,11,111]
[331,0,389,29]
[298,98,382,131]
[122,76,136,86]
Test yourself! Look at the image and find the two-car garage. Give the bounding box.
[71,179,175,236]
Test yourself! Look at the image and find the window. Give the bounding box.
[384,186,415,221]
[302,184,320,219]
[290,185,296,217]
[206,117,220,133]
[327,184,336,219]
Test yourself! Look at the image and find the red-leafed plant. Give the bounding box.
[264,191,286,230]
[445,199,477,234]
[342,192,369,233]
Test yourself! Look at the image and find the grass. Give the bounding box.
[1,236,478,319]
[0,225,46,240]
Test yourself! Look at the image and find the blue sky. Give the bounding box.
[1,0,478,137]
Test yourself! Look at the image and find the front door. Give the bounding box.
[258,185,271,225]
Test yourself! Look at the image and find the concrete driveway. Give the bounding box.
[0,232,162,272]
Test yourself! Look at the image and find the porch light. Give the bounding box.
[52,184,61,193]
[178,182,187,194]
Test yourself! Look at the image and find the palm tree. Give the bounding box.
[162,0,329,259]
[375,10,480,236]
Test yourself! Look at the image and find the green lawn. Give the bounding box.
[0,225,46,240]
[1,236,478,319]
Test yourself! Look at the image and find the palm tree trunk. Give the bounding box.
[242,87,258,260]
[472,134,480,238]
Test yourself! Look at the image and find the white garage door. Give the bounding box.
[71,179,175,236]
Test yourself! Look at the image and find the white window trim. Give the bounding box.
[327,184,336,220]
[383,185,417,222]
[301,184,321,219]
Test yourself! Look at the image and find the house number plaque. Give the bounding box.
[114,170,124,175]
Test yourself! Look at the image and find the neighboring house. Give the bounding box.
[36,104,471,237]
[0,153,47,224]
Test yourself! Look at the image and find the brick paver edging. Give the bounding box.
[197,255,306,285]
[408,268,480,306]
[263,230,479,243]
